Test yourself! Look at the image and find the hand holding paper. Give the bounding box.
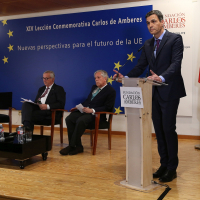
[76,103,84,113]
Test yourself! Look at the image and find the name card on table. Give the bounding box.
[120,87,144,108]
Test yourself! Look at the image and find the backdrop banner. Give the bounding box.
[0,5,152,113]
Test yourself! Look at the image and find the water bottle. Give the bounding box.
[0,124,5,141]
[17,126,24,144]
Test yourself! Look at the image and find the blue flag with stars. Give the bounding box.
[0,5,152,114]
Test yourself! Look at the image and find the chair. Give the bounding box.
[0,92,13,133]
[87,111,117,155]
[34,109,67,148]
[56,109,116,155]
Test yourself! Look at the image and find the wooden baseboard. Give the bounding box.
[151,133,200,140]
[4,124,126,136]
[2,124,200,140]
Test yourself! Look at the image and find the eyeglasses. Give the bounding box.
[42,77,52,80]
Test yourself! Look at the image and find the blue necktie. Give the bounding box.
[91,88,101,100]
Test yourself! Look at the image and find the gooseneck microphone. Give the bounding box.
[137,45,145,52]
[115,45,144,81]
[145,44,156,78]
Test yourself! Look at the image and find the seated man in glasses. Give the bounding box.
[21,70,66,131]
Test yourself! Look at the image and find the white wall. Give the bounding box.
[176,0,200,136]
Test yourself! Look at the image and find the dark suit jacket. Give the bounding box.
[127,30,186,101]
[82,84,116,121]
[34,83,66,121]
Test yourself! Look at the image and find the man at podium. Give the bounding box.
[113,10,186,182]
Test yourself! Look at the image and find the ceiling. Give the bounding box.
[0,0,144,17]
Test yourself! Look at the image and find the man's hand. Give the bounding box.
[148,70,162,82]
[113,69,124,83]
[70,107,77,112]
[82,107,93,113]
[39,104,48,110]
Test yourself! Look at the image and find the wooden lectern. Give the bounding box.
[120,78,156,191]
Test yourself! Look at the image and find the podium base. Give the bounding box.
[120,180,161,192]
[194,144,200,150]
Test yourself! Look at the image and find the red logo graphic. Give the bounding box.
[164,13,186,29]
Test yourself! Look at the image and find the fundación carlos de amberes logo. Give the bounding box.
[164,12,186,29]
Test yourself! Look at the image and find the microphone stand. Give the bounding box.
[145,44,156,79]
[115,45,144,81]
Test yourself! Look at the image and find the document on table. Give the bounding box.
[76,103,84,113]
[21,98,37,105]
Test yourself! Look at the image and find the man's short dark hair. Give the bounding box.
[145,10,163,22]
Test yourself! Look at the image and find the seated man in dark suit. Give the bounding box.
[60,70,116,156]
[21,70,66,131]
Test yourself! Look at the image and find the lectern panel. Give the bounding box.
[126,107,142,187]
[121,78,153,190]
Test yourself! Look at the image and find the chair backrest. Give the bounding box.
[0,92,12,109]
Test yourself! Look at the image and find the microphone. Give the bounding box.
[115,45,144,81]
[137,45,144,53]
[145,44,156,78]
[121,44,144,70]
